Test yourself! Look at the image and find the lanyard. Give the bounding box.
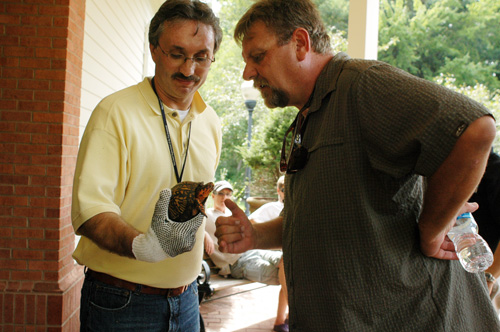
[151,77,191,184]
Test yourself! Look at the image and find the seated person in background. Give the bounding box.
[204,180,241,274]
[249,176,285,224]
[204,178,288,332]
[205,180,281,282]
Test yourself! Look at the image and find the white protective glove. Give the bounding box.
[132,188,204,262]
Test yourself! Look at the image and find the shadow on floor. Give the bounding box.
[200,280,280,332]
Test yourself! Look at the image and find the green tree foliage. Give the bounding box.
[316,0,350,32]
[378,0,500,90]
[435,75,500,152]
[240,107,297,197]
[378,0,500,152]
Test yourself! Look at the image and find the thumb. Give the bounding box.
[153,188,171,222]
[460,201,478,215]
[159,188,172,204]
[466,201,479,212]
[224,199,245,217]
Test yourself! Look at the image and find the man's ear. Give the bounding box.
[292,28,311,61]
[150,44,159,64]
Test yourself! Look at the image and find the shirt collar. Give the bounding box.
[140,77,208,117]
[307,52,351,114]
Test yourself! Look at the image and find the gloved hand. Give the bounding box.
[132,188,204,262]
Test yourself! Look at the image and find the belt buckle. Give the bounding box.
[166,285,187,298]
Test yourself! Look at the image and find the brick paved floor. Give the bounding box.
[200,282,281,332]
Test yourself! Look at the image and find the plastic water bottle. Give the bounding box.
[447,212,493,273]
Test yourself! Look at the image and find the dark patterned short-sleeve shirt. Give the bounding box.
[282,53,499,331]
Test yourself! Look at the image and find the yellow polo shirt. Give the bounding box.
[72,77,222,288]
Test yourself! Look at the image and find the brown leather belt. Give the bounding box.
[87,269,188,297]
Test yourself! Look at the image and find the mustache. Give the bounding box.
[172,73,200,82]
[253,78,268,89]
[252,78,288,108]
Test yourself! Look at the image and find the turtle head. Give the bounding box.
[195,182,214,217]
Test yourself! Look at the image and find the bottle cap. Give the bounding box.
[457,212,472,219]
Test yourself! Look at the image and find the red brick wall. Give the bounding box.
[0,0,86,330]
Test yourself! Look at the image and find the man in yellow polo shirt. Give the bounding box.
[71,1,222,330]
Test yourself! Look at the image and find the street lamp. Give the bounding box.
[241,80,260,215]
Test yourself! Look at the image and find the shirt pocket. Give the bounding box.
[307,136,344,153]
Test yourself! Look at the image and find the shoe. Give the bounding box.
[273,323,289,332]
[218,265,231,277]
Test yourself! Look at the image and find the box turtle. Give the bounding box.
[168,181,214,222]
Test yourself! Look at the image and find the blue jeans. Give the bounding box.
[80,273,200,331]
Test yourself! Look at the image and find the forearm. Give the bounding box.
[253,216,283,250]
[78,212,140,259]
[419,116,496,251]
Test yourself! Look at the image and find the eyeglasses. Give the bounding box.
[216,192,232,197]
[158,44,215,68]
[280,109,310,174]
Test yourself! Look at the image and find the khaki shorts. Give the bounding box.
[230,249,282,285]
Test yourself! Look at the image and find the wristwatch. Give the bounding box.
[485,272,496,283]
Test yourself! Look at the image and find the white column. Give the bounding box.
[347,0,380,60]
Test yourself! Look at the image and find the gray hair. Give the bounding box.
[149,0,223,54]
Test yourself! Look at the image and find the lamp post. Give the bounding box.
[241,80,260,215]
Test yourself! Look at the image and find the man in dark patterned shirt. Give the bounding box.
[215,0,499,331]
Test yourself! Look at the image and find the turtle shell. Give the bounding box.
[168,181,214,222]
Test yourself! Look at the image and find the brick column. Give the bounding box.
[0,0,86,331]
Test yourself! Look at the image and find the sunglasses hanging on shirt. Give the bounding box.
[280,108,310,174]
